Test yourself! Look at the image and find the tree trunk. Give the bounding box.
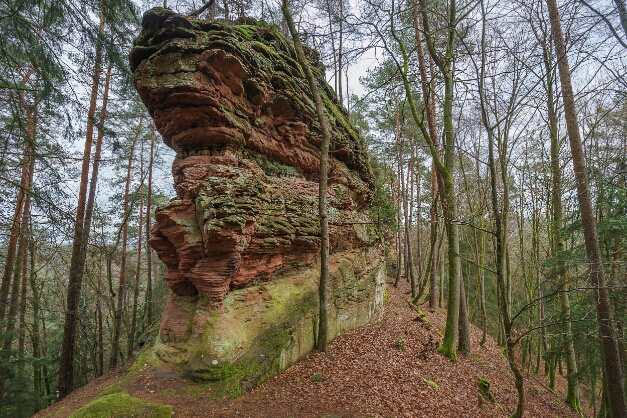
[325,0,338,96]
[145,124,155,327]
[97,295,103,376]
[614,0,627,38]
[411,3,443,310]
[541,36,583,413]
[546,0,627,415]
[407,152,414,289]
[29,238,42,411]
[394,96,404,289]
[478,2,524,414]
[457,271,471,355]
[282,0,331,351]
[338,0,343,105]
[127,182,144,358]
[0,179,32,413]
[58,13,106,398]
[414,151,422,294]
[17,224,29,380]
[110,121,141,369]
[0,67,35,323]
[429,171,438,309]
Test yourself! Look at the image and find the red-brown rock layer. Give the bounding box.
[131,8,377,342]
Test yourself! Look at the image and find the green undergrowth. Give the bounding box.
[69,389,172,418]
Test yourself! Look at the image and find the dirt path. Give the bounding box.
[36,280,584,417]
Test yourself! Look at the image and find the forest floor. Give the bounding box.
[36,280,590,418]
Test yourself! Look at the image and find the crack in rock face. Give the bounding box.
[131,8,378,343]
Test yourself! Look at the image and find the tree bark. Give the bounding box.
[457,272,471,355]
[282,0,331,351]
[0,68,35,322]
[145,124,155,327]
[542,36,582,413]
[110,121,141,369]
[338,0,343,105]
[478,2,524,414]
[0,174,32,413]
[546,0,627,416]
[127,178,144,358]
[29,239,42,411]
[614,0,627,38]
[58,13,106,398]
[17,222,29,379]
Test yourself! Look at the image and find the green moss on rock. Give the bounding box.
[69,391,172,418]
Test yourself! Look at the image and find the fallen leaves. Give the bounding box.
[37,279,585,418]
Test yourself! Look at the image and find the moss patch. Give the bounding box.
[69,391,172,418]
[246,151,302,178]
[478,376,496,403]
[424,379,440,389]
[189,326,293,400]
[95,386,126,398]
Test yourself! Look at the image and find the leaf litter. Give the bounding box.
[36,280,586,418]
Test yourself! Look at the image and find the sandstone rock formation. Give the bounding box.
[130,8,385,388]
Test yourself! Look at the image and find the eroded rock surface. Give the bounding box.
[131,8,384,384]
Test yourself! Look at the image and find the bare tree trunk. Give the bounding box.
[145,124,155,327]
[478,225,487,345]
[546,0,627,416]
[409,0,461,361]
[325,0,338,96]
[457,271,470,355]
[282,0,331,351]
[97,295,103,376]
[0,153,30,323]
[438,246,444,308]
[429,171,438,309]
[0,177,32,412]
[29,238,42,411]
[338,0,343,105]
[394,104,404,289]
[0,67,35,323]
[399,129,416,297]
[128,181,144,358]
[540,36,583,413]
[222,0,229,21]
[614,0,627,37]
[411,4,443,308]
[110,121,141,369]
[478,2,523,414]
[394,223,403,287]
[58,13,106,398]
[17,225,29,379]
[414,151,422,294]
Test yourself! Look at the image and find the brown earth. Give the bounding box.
[35,279,589,418]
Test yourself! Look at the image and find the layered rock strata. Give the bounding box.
[131,8,384,385]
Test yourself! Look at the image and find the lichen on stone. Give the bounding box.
[129,7,385,394]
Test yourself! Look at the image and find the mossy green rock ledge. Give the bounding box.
[130,7,385,396]
[70,389,172,418]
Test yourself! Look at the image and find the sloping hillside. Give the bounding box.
[36,281,582,418]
